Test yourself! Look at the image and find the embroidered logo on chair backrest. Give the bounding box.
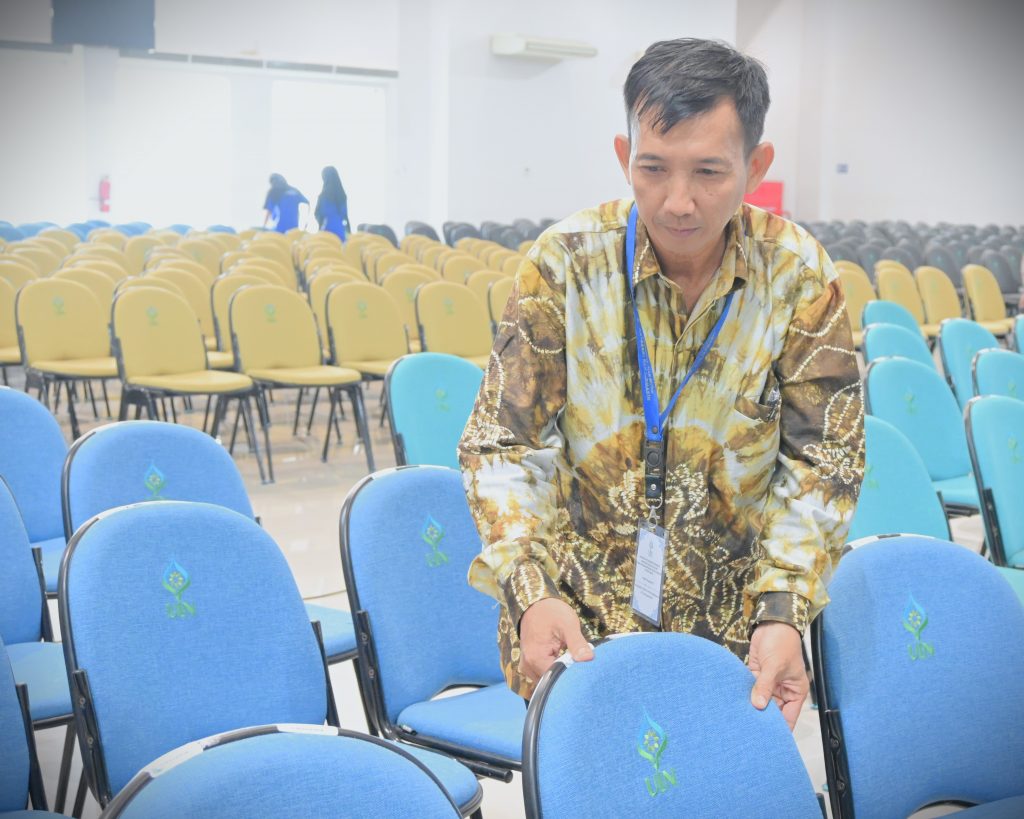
[356,300,369,319]
[863,462,879,490]
[52,296,66,316]
[146,306,159,327]
[435,388,449,413]
[420,515,449,568]
[163,560,195,619]
[144,463,166,499]
[903,596,933,660]
[264,304,277,323]
[1007,379,1018,398]
[637,709,677,797]
[443,297,455,315]
[405,287,416,302]
[903,391,917,415]
[1009,436,1021,464]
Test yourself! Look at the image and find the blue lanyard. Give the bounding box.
[625,203,734,444]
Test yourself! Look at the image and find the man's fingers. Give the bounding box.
[750,666,777,710]
[563,625,594,662]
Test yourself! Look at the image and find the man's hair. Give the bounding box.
[624,39,770,156]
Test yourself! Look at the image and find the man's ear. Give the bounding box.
[614,134,632,184]
[744,142,775,194]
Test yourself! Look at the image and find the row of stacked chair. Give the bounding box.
[357,217,554,252]
[2,405,1021,816]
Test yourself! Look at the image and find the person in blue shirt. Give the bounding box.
[263,173,308,233]
[314,166,351,240]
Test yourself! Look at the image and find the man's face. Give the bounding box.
[615,98,772,274]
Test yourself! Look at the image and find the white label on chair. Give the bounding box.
[145,742,206,777]
[275,723,339,736]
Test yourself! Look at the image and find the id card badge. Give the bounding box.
[631,520,667,627]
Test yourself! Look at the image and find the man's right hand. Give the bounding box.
[518,597,594,687]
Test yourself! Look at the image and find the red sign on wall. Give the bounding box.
[744,180,785,216]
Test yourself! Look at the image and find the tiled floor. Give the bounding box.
[19,370,982,817]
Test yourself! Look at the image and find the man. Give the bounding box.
[458,38,863,728]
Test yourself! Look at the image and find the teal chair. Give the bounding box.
[972,348,1024,400]
[861,301,922,338]
[966,395,1024,567]
[1014,315,1023,352]
[938,318,999,409]
[998,567,1024,606]
[848,416,949,542]
[385,353,483,468]
[861,324,935,369]
[865,358,978,513]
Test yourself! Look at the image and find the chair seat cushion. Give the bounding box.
[402,744,482,811]
[303,603,356,660]
[33,535,65,593]
[464,355,489,369]
[979,319,1015,336]
[933,473,979,507]
[247,365,361,387]
[32,356,118,378]
[1,810,68,817]
[851,329,863,348]
[397,683,526,764]
[955,794,1024,818]
[921,323,941,338]
[204,336,219,351]
[206,350,235,370]
[0,345,20,364]
[339,360,393,377]
[6,641,72,721]
[129,370,253,394]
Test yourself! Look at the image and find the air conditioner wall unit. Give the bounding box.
[490,34,598,61]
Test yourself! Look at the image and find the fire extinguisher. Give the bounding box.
[98,175,111,213]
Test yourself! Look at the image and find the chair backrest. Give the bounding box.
[865,358,972,481]
[373,250,414,283]
[112,288,207,379]
[230,285,321,371]
[938,318,1000,409]
[860,300,922,337]
[973,348,1024,400]
[861,323,934,369]
[837,265,876,333]
[0,277,16,350]
[487,277,515,329]
[115,276,185,300]
[465,270,504,310]
[15,278,110,364]
[914,265,962,325]
[54,266,117,312]
[440,253,484,284]
[60,501,328,801]
[307,270,360,333]
[0,257,36,291]
[340,466,503,725]
[813,535,1024,819]
[381,269,434,338]
[415,282,493,358]
[875,266,925,324]
[148,269,215,338]
[326,282,409,364]
[980,249,1021,294]
[104,725,460,819]
[63,420,254,539]
[0,635,37,813]
[385,353,483,467]
[211,273,267,352]
[525,633,820,818]
[152,259,214,288]
[962,264,1008,323]
[966,395,1024,567]
[0,476,45,645]
[848,417,949,542]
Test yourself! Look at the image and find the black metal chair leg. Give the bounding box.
[229,398,243,454]
[293,387,305,436]
[202,395,212,432]
[71,769,88,818]
[321,388,337,462]
[100,379,111,417]
[145,393,160,420]
[86,380,99,419]
[66,381,81,439]
[53,721,75,812]
[244,394,272,483]
[210,395,227,439]
[306,387,321,435]
[350,385,376,472]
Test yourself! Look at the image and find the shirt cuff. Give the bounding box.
[503,557,561,632]
[750,592,810,637]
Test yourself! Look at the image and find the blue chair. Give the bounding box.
[812,535,1024,818]
[0,636,63,817]
[848,417,950,542]
[966,396,1024,568]
[973,348,1024,400]
[59,501,481,815]
[0,387,68,594]
[861,301,923,338]
[62,420,357,665]
[385,353,483,468]
[861,323,935,369]
[998,567,1024,605]
[101,724,460,819]
[865,358,979,512]
[340,466,526,781]
[206,224,237,234]
[0,225,25,242]
[1014,315,1023,352]
[938,318,1001,409]
[523,632,820,818]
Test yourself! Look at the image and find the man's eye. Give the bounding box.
[639,165,664,174]
[697,168,720,176]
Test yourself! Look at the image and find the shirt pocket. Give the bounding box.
[726,369,781,502]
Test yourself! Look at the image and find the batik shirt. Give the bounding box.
[458,200,864,698]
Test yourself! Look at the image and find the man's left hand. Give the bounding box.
[747,621,809,731]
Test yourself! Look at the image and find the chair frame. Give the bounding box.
[339,469,520,784]
[964,397,1012,567]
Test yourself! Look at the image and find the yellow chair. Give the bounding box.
[486,248,515,271]
[242,252,297,290]
[148,269,229,364]
[228,262,291,288]
[305,259,365,281]
[836,264,876,348]
[400,234,430,256]
[419,244,447,270]
[86,228,125,248]
[15,279,119,437]
[211,273,275,356]
[123,235,162,274]
[501,254,524,277]
[875,265,938,338]
[54,267,116,313]
[220,249,252,272]
[143,246,192,270]
[962,264,1015,335]
[38,228,79,251]
[326,281,409,380]
[454,237,478,253]
[518,239,535,255]
[285,227,305,242]
[381,269,435,351]
[372,250,414,283]
[466,270,505,313]
[488,276,515,333]
[914,266,964,328]
[27,235,69,259]
[237,228,260,242]
[0,278,20,384]
[441,253,484,284]
[245,238,294,273]
[307,270,363,356]
[301,244,346,274]
[9,244,62,276]
[112,286,267,480]
[178,238,223,277]
[415,281,493,367]
[115,276,185,299]
[153,259,215,289]
[229,284,374,475]
[64,256,127,283]
[0,257,36,291]
[71,243,131,274]
[384,262,440,282]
